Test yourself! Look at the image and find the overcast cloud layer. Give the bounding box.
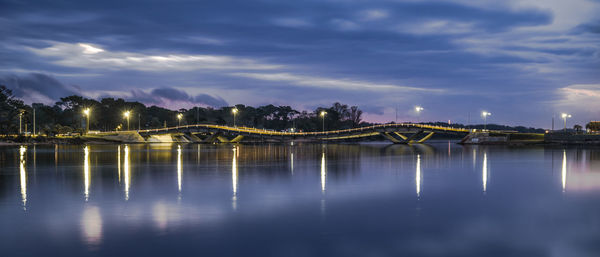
[0,0,599,127]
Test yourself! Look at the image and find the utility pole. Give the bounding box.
[33,107,36,136]
[138,113,141,131]
[552,115,555,131]
[19,111,23,135]
[467,112,470,125]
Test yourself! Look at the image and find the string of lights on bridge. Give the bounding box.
[75,106,576,135]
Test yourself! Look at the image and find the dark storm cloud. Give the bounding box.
[151,88,190,102]
[575,21,600,34]
[152,87,228,107]
[193,94,228,108]
[128,87,227,108]
[0,73,79,101]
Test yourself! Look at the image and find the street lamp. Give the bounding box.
[83,108,91,134]
[561,113,571,132]
[482,111,491,130]
[232,108,238,127]
[415,106,424,123]
[18,111,23,135]
[123,111,131,130]
[177,113,183,127]
[320,111,327,132]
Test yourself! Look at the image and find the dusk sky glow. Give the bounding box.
[1,0,599,127]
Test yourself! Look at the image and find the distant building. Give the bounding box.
[586,121,600,133]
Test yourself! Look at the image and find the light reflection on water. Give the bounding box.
[1,142,600,256]
[84,146,90,201]
[483,152,488,193]
[562,149,567,192]
[81,205,102,246]
[19,145,27,210]
[123,145,130,201]
[232,145,238,210]
[416,154,421,198]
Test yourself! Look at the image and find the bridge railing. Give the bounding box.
[136,123,471,136]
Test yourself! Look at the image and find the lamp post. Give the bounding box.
[177,113,183,127]
[83,108,90,134]
[33,107,35,136]
[123,111,131,130]
[561,113,571,132]
[320,111,327,132]
[482,111,491,130]
[232,108,238,127]
[18,111,23,135]
[415,106,424,123]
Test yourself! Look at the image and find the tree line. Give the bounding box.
[0,86,366,135]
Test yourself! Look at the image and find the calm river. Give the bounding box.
[1,142,599,256]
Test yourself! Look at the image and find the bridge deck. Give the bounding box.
[137,123,471,137]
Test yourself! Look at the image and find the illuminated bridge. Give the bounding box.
[136,123,472,144]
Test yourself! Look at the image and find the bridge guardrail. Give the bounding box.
[134,123,471,136]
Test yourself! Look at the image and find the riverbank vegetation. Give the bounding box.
[1,85,367,135]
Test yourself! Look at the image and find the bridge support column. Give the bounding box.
[216,136,230,143]
[184,133,202,142]
[393,132,408,140]
[380,132,401,143]
[230,135,244,143]
[382,130,434,144]
[417,132,435,143]
[404,130,424,144]
[202,133,220,143]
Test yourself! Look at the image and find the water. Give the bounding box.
[1,142,599,257]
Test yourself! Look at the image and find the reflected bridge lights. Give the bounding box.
[562,150,567,192]
[321,152,327,193]
[416,155,422,197]
[290,151,294,174]
[117,145,121,183]
[232,146,239,210]
[123,145,131,201]
[177,145,183,194]
[19,146,27,210]
[84,146,90,201]
[482,152,488,193]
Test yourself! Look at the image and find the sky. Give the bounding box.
[0,0,599,128]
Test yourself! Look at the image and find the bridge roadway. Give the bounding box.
[137,123,472,144]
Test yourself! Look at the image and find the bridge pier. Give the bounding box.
[417,132,435,143]
[380,132,401,143]
[379,130,435,144]
[202,132,220,143]
[229,135,244,143]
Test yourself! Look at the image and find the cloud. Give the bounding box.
[360,10,388,21]
[0,73,80,104]
[330,19,360,31]
[126,87,228,108]
[360,105,385,115]
[26,42,282,72]
[575,21,600,34]
[396,20,476,35]
[0,73,228,108]
[271,18,313,28]
[230,72,443,93]
[555,84,600,113]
